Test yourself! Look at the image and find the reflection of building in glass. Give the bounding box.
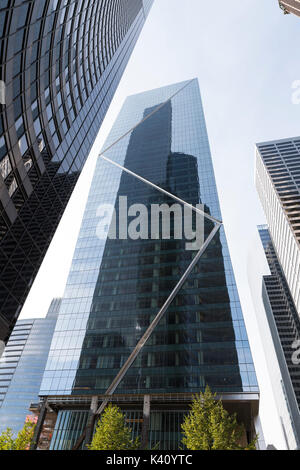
[258,225,300,448]
[37,80,259,450]
[0,299,60,435]
[74,100,243,396]
[0,0,154,345]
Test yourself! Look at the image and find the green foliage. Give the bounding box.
[0,421,36,450]
[150,441,161,450]
[89,404,140,450]
[0,429,14,450]
[181,386,257,451]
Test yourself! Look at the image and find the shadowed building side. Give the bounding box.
[0,0,154,344]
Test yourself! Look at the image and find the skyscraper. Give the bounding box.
[258,225,300,448]
[278,0,300,16]
[35,80,259,450]
[0,298,60,435]
[256,138,300,317]
[0,0,154,346]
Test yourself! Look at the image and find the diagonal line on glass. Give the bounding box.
[72,227,222,450]
[98,79,195,163]
[72,218,222,450]
[97,78,221,226]
[95,156,222,416]
[72,171,222,450]
[100,154,221,225]
[71,79,223,449]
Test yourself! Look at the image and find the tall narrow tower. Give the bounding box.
[37,80,259,450]
[257,225,300,448]
[256,137,300,317]
[0,298,60,435]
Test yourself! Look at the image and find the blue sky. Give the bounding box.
[20,0,300,448]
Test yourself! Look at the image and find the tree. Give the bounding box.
[89,404,140,450]
[181,387,257,450]
[0,421,36,450]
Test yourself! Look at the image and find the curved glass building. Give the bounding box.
[0,0,154,344]
[37,80,260,450]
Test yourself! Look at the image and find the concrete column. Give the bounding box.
[30,398,48,450]
[141,395,151,450]
[84,396,98,449]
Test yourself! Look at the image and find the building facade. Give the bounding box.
[256,138,300,317]
[0,298,60,434]
[0,0,154,346]
[258,225,300,448]
[35,80,259,450]
[278,0,300,16]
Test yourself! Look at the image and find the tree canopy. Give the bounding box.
[89,404,140,450]
[0,421,36,450]
[182,387,257,450]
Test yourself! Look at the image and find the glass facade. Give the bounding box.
[259,225,300,409]
[258,225,300,446]
[0,298,60,434]
[256,138,300,316]
[0,0,154,344]
[50,408,187,451]
[40,79,258,399]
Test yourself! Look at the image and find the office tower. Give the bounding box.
[259,226,300,448]
[256,138,300,317]
[278,0,300,16]
[0,298,60,434]
[36,79,259,450]
[0,0,154,346]
[259,226,300,408]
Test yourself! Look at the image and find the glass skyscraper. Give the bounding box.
[257,225,300,448]
[256,138,300,317]
[0,298,60,434]
[0,0,154,346]
[38,80,259,450]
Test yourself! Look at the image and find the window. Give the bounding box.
[0,155,11,180]
[0,135,7,160]
[18,134,28,155]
